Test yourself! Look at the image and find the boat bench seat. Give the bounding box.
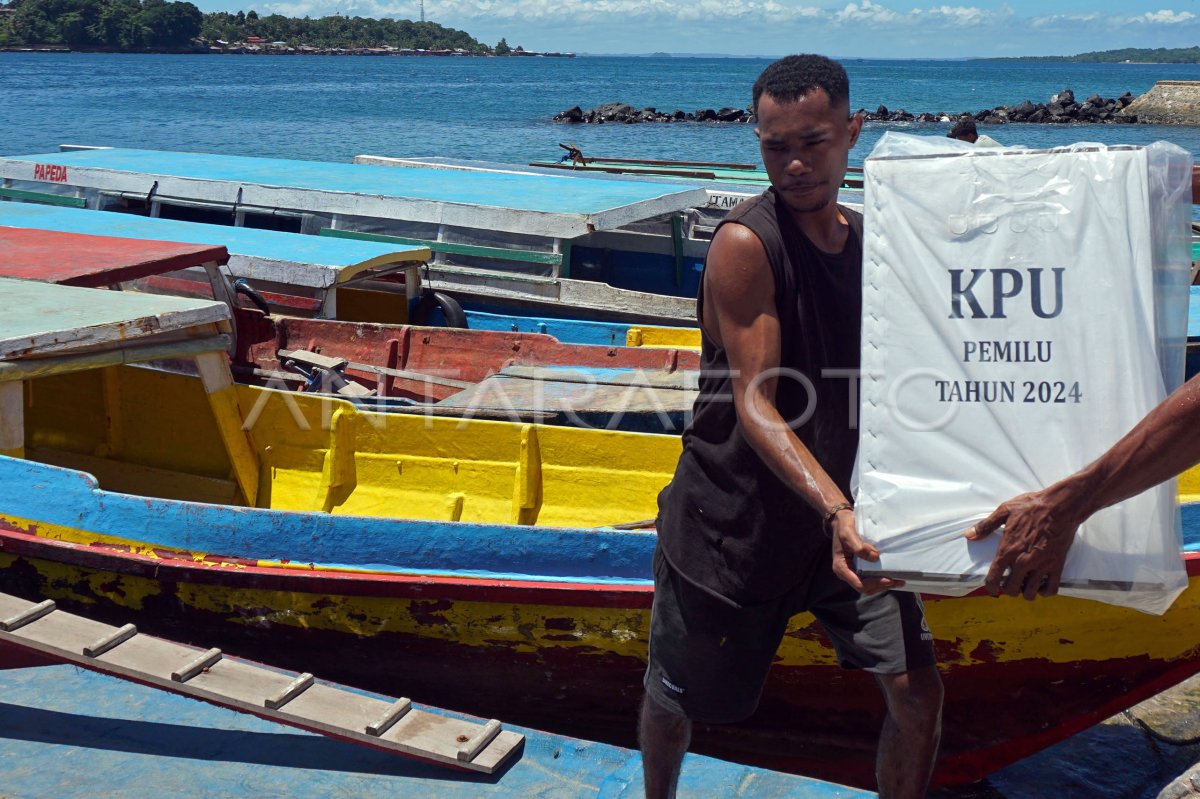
[320,228,564,268]
[0,189,86,209]
[30,447,241,507]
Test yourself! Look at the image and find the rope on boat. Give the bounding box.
[1123,709,1200,746]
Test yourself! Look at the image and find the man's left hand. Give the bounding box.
[830,510,904,595]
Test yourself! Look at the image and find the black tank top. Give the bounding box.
[656,188,864,607]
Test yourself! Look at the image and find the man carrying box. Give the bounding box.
[638,54,943,799]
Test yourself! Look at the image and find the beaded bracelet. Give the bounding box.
[822,501,854,530]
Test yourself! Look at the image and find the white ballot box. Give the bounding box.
[854,133,1193,614]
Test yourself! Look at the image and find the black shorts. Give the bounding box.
[643,544,936,724]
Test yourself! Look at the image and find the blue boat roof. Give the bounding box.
[363,154,867,208]
[0,203,428,290]
[0,148,710,239]
[0,665,871,799]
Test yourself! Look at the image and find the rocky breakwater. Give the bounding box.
[864,89,1138,124]
[554,102,753,124]
[555,89,1139,125]
[1122,81,1200,125]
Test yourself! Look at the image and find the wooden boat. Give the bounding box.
[0,224,700,431]
[0,147,707,324]
[2,277,1200,789]
[0,201,644,346]
[528,153,866,190]
[0,664,869,798]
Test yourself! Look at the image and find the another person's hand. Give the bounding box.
[965,487,1085,599]
[830,509,904,595]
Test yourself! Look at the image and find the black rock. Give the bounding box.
[1010,99,1037,119]
[1050,88,1075,106]
[716,107,744,122]
[1047,101,1065,117]
[1117,91,1134,108]
[555,105,584,122]
[595,102,636,121]
[695,108,717,121]
[1026,108,1047,123]
[672,109,687,120]
[876,104,889,116]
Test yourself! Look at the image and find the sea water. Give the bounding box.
[3,53,1200,165]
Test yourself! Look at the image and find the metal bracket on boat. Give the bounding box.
[280,349,376,398]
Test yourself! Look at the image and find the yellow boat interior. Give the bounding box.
[21,364,680,528]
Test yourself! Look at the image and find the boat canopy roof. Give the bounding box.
[0,147,710,239]
[0,225,227,287]
[0,204,429,290]
[0,276,229,361]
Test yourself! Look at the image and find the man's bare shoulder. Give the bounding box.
[708,222,771,284]
[705,222,776,319]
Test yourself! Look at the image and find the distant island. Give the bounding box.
[992,46,1200,64]
[0,0,573,56]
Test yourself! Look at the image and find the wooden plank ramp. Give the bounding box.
[0,591,522,774]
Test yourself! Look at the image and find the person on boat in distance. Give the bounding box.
[967,374,1200,600]
[947,116,1001,147]
[640,54,943,799]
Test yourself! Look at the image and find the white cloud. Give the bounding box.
[249,0,1200,45]
[833,0,901,24]
[1134,9,1195,23]
[912,4,1006,26]
[424,0,824,22]
[1028,12,1103,28]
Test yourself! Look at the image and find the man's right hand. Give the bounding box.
[965,485,1085,600]
[830,510,904,595]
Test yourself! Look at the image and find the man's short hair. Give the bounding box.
[948,117,977,140]
[752,54,850,114]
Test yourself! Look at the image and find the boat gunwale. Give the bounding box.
[3,515,1198,607]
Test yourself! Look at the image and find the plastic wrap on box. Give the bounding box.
[853,132,1192,614]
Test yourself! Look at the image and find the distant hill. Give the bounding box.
[993,46,1200,64]
[0,0,519,54]
[201,11,496,53]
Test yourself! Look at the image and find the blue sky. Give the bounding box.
[192,0,1200,59]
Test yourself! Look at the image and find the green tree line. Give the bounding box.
[1,0,203,49]
[995,46,1200,64]
[0,0,519,53]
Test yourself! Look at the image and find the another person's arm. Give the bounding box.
[967,375,1200,599]
[704,222,899,594]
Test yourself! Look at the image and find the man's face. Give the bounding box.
[756,89,862,216]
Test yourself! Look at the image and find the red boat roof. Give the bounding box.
[0,225,228,287]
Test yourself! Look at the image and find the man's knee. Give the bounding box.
[879,666,943,730]
[642,691,691,733]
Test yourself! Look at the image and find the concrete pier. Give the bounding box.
[1123,81,1200,125]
